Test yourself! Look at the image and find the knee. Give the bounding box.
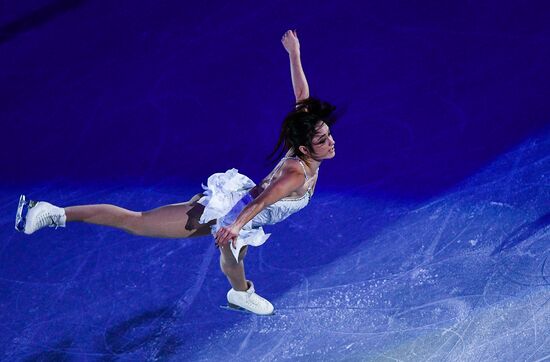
[219,246,248,274]
[123,211,145,235]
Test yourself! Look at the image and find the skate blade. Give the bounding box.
[15,195,28,232]
[220,304,275,316]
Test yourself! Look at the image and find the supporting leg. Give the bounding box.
[219,245,249,291]
[220,245,274,315]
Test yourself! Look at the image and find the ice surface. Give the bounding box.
[1,1,549,360]
[1,130,548,361]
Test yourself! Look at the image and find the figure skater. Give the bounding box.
[14,30,337,315]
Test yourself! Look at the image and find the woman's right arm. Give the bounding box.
[214,161,304,247]
[281,30,310,102]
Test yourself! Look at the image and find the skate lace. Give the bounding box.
[36,213,61,229]
[246,293,264,307]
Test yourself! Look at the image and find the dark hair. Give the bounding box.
[295,97,336,119]
[267,98,337,162]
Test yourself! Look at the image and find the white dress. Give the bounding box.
[198,157,315,261]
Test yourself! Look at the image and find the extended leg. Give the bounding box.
[64,193,213,238]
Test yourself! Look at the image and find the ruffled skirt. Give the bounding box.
[198,168,271,262]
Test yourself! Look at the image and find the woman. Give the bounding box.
[14,30,337,315]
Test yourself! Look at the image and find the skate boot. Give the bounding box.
[15,195,66,235]
[226,280,274,315]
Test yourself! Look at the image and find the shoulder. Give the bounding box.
[278,158,306,184]
[281,158,305,174]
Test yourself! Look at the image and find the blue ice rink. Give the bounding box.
[1,1,549,361]
[1,129,549,360]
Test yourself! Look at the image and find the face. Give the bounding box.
[305,122,336,160]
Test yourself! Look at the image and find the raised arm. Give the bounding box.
[281,30,310,102]
[215,161,305,247]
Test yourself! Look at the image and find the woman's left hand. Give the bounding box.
[215,224,241,248]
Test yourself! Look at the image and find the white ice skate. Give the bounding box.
[223,280,274,316]
[15,195,66,235]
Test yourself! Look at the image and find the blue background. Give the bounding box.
[1,1,549,360]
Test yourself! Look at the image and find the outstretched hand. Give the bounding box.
[215,224,241,249]
[281,29,300,55]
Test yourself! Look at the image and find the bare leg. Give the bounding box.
[64,194,250,289]
[64,193,213,238]
[219,245,249,291]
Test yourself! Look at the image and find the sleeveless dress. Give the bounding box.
[198,157,317,261]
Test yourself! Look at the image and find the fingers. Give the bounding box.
[282,29,297,40]
[215,227,237,248]
[281,31,289,42]
[216,236,235,248]
[216,231,228,245]
[214,229,225,246]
